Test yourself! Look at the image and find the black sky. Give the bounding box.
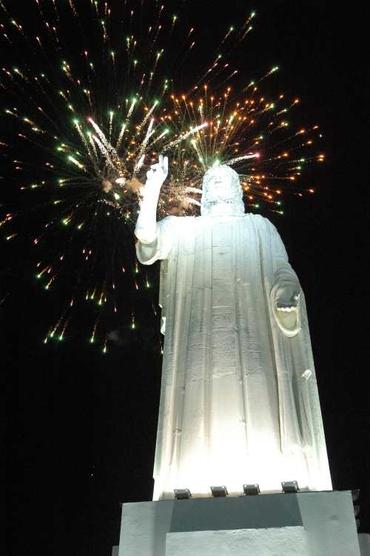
[1,1,369,555]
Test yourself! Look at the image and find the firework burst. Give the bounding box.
[0,0,325,350]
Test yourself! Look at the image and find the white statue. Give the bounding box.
[135,156,332,500]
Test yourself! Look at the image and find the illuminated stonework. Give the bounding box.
[135,160,332,500]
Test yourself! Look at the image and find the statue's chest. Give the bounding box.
[174,219,244,284]
[176,218,238,253]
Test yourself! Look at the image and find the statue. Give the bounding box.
[135,155,332,500]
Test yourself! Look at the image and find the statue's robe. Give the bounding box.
[136,213,332,500]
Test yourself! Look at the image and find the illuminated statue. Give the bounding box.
[135,156,332,500]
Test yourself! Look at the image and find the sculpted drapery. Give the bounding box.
[135,161,332,500]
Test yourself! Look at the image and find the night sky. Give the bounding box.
[2,1,369,555]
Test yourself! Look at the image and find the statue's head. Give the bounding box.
[200,164,245,216]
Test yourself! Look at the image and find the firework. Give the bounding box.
[0,1,324,349]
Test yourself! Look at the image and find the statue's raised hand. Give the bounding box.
[135,155,168,245]
[144,154,168,196]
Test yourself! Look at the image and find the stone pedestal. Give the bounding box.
[118,491,360,556]
[359,534,370,556]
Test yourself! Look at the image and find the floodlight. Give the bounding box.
[281,481,299,493]
[174,488,192,500]
[243,483,260,495]
[210,485,228,497]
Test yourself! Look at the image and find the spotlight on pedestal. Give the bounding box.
[174,488,192,500]
[281,481,299,493]
[211,486,228,497]
[243,483,260,496]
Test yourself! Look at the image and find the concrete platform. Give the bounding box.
[359,534,370,556]
[118,490,360,556]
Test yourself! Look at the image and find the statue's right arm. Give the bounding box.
[134,197,160,265]
[134,155,168,265]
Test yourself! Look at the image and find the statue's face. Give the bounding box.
[201,165,244,216]
[202,166,240,202]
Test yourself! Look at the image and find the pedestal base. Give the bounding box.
[118,491,360,556]
[359,534,370,556]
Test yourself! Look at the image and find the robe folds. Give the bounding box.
[136,213,332,500]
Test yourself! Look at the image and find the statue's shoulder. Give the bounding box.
[244,212,271,225]
[244,213,278,235]
[159,215,195,222]
[158,215,176,225]
[158,215,196,232]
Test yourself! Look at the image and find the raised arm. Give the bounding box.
[134,155,169,265]
[135,155,168,242]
